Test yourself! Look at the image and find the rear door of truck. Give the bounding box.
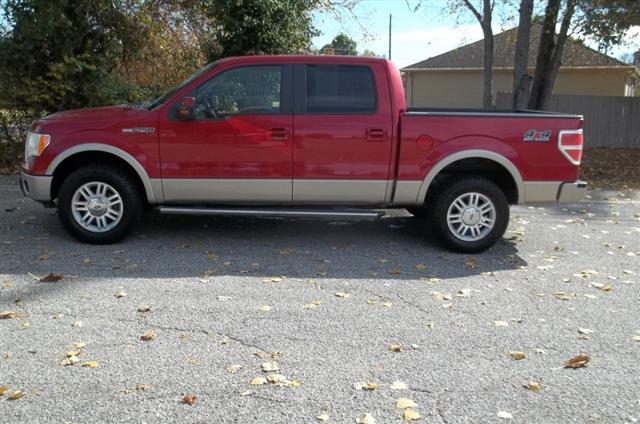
[291,61,394,204]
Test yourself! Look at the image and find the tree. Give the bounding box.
[0,0,143,113]
[520,0,640,110]
[201,0,320,60]
[323,32,358,55]
[511,0,534,109]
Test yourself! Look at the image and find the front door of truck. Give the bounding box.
[159,64,293,203]
[292,63,394,204]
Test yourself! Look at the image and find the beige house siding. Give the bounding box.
[405,68,635,108]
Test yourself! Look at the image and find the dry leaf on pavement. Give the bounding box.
[403,409,421,421]
[526,381,542,392]
[114,289,127,298]
[141,331,156,341]
[509,351,527,360]
[389,344,403,353]
[250,376,268,385]
[261,361,279,372]
[0,311,27,320]
[0,385,9,395]
[316,413,330,421]
[564,354,590,368]
[356,413,375,424]
[81,361,98,368]
[396,398,417,409]
[497,411,513,419]
[258,305,272,312]
[39,273,64,282]
[182,394,197,405]
[8,390,24,400]
[390,381,408,390]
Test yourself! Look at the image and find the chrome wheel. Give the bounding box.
[446,192,496,241]
[71,182,123,233]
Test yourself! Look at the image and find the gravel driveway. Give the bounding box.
[1,175,639,423]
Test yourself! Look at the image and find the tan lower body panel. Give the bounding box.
[522,181,562,202]
[293,179,389,204]
[162,179,291,203]
[391,181,422,206]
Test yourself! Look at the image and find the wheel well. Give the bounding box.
[426,158,519,204]
[50,151,147,202]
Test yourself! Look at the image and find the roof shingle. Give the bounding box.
[402,24,628,70]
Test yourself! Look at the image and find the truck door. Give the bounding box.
[159,64,293,203]
[292,63,394,204]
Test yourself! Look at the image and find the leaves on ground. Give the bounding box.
[0,385,9,395]
[396,398,417,409]
[258,305,272,312]
[182,393,197,405]
[141,331,156,341]
[525,381,542,392]
[39,273,64,282]
[114,288,127,298]
[389,381,408,390]
[261,361,279,372]
[137,305,151,313]
[509,351,527,360]
[0,310,27,319]
[81,361,98,368]
[497,411,513,419]
[356,413,375,424]
[316,413,330,421]
[334,291,351,298]
[564,354,590,368]
[8,390,24,400]
[403,409,421,421]
[250,376,268,385]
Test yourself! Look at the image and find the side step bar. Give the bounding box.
[156,206,383,219]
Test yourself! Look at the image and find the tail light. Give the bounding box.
[558,129,583,165]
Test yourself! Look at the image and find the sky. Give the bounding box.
[311,0,640,69]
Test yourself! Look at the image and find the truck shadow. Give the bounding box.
[1,207,527,284]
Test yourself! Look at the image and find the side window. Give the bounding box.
[305,65,376,113]
[195,66,282,119]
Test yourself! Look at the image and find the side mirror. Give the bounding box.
[176,96,196,121]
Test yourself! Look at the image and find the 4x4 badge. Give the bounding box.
[523,129,551,142]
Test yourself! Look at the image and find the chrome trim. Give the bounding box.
[157,206,382,219]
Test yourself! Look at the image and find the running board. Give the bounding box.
[156,206,383,219]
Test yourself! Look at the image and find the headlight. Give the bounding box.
[25,132,51,159]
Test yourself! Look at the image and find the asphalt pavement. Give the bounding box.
[1,174,639,423]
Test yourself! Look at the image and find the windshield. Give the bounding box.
[144,62,218,110]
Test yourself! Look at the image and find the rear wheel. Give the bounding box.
[57,165,143,244]
[429,177,509,253]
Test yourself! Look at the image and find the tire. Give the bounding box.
[428,177,509,253]
[57,165,143,244]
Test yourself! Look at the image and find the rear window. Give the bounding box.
[305,65,376,113]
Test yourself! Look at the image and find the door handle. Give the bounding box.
[269,127,290,141]
[366,128,387,142]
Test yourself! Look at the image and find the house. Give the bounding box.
[402,24,639,108]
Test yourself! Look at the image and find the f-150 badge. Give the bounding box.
[523,129,551,142]
[122,127,155,134]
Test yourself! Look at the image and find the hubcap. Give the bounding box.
[446,192,496,241]
[71,182,123,233]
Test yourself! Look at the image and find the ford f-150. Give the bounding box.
[20,55,586,252]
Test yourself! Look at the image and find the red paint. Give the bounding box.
[24,55,583,200]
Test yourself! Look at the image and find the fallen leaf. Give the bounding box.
[62,356,79,366]
[396,398,417,409]
[250,376,268,385]
[316,414,330,421]
[509,351,527,360]
[0,385,9,395]
[494,320,509,327]
[8,390,24,400]
[334,292,351,298]
[356,413,375,424]
[81,361,98,368]
[564,354,590,368]
[464,257,477,269]
[525,381,541,392]
[137,305,151,313]
[37,254,50,261]
[258,305,272,312]
[414,263,427,270]
[72,342,86,349]
[261,361,279,372]
[82,258,93,264]
[633,335,640,342]
[39,273,64,282]
[182,394,197,405]
[225,364,242,373]
[457,288,471,298]
[66,350,81,357]
[266,373,287,384]
[578,328,594,335]
[217,295,232,302]
[0,311,27,320]
[114,289,127,298]
[141,331,156,341]
[362,382,378,391]
[390,381,408,390]
[431,291,452,301]
[389,344,403,353]
[403,409,421,421]
[497,411,513,419]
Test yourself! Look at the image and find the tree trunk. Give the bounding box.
[464,0,494,109]
[538,0,576,110]
[511,0,534,110]
[528,0,561,110]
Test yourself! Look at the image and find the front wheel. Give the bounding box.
[57,165,143,244]
[429,177,509,253]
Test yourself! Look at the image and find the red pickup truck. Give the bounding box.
[21,55,586,252]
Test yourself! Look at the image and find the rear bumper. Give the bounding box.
[20,171,53,202]
[522,180,587,203]
[557,180,587,203]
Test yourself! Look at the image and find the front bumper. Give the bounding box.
[557,180,587,203]
[20,171,53,203]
